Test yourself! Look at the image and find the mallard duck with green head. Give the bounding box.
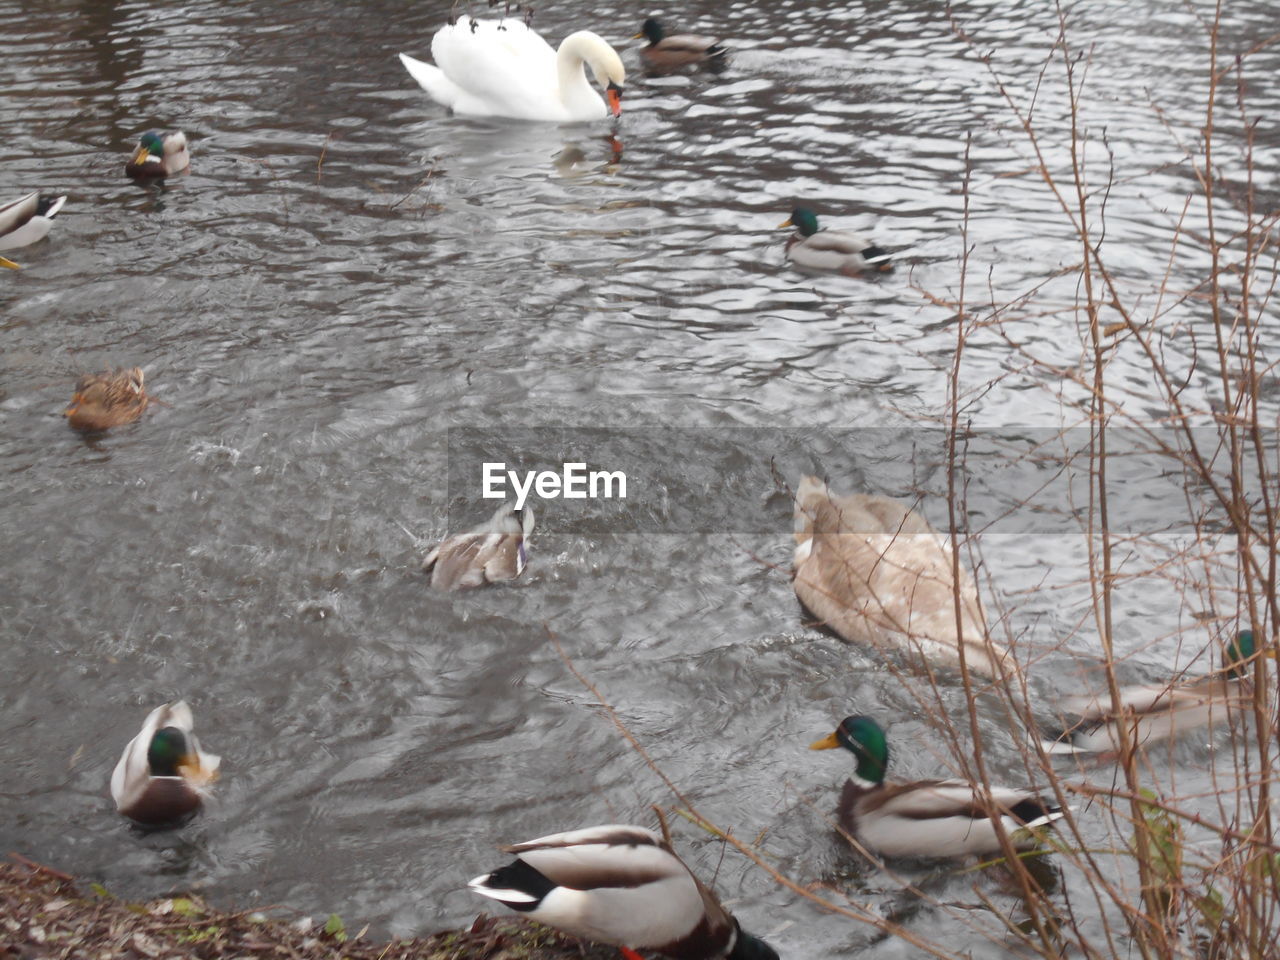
[469,824,779,960]
[793,475,1013,679]
[811,716,1064,859]
[423,501,534,590]
[779,207,891,275]
[635,18,727,74]
[111,701,220,826]
[1046,630,1272,753]
[125,131,190,178]
[65,367,150,432]
[0,193,67,268]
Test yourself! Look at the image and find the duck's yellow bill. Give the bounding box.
[131,146,152,165]
[809,732,841,750]
[778,218,793,228]
[0,256,20,270]
[632,31,645,39]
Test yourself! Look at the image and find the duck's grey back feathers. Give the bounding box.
[839,778,1063,859]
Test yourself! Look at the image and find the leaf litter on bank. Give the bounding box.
[0,857,620,960]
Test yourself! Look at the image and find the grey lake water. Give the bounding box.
[2,0,1277,956]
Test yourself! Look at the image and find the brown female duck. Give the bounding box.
[422,502,534,590]
[65,368,150,431]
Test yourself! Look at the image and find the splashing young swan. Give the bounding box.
[399,19,625,122]
[792,475,1013,679]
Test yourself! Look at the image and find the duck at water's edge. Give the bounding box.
[470,824,779,960]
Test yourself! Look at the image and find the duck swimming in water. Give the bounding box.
[111,701,220,826]
[422,501,534,590]
[811,715,1064,859]
[64,368,151,432]
[125,131,190,178]
[1046,630,1272,753]
[779,207,892,275]
[635,18,727,75]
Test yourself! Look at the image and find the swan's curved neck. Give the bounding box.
[555,31,620,113]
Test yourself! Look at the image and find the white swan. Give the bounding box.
[399,19,625,122]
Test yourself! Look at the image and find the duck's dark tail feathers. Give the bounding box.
[1009,796,1065,830]
[729,926,780,960]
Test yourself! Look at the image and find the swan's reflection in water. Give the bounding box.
[554,134,623,177]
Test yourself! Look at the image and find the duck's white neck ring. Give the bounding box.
[849,773,880,791]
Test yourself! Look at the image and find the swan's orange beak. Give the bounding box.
[606,82,623,118]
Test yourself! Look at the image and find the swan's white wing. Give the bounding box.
[400,53,465,109]
[428,19,561,119]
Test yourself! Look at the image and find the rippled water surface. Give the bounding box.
[3,0,1278,955]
